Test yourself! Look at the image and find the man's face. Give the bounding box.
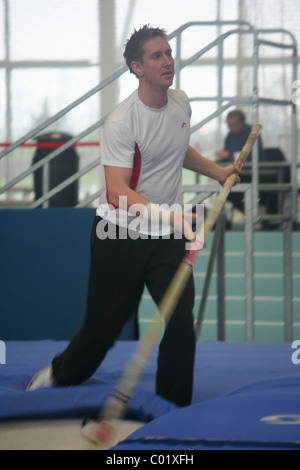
[134,36,175,90]
[227,117,243,135]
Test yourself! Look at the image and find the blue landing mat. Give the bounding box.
[1,340,300,446]
[0,341,176,422]
[113,377,300,450]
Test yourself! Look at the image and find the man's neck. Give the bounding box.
[138,86,168,109]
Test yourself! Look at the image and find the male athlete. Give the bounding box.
[27,26,240,407]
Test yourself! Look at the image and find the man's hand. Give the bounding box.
[218,164,241,186]
[169,210,197,243]
[144,204,197,243]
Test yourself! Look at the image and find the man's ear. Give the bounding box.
[131,61,144,78]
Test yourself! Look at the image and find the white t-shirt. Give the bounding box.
[97,88,191,236]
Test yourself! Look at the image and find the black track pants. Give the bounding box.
[52,216,196,407]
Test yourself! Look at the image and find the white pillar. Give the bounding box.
[99,0,118,117]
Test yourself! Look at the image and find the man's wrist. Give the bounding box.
[142,202,171,222]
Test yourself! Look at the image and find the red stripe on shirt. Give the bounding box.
[130,143,141,190]
[106,142,141,209]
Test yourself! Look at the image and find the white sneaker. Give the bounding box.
[26,364,55,391]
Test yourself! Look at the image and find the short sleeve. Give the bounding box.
[100,120,135,168]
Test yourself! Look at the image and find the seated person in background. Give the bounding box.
[216,109,265,163]
[215,109,265,217]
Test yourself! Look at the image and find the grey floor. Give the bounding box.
[0,418,144,450]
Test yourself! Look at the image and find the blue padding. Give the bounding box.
[0,208,136,340]
[0,383,176,422]
[113,378,300,450]
[1,340,300,438]
[191,341,300,403]
[0,340,177,422]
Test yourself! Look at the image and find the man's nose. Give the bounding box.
[163,54,173,65]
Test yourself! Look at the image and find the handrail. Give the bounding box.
[190,101,237,134]
[0,22,253,161]
[0,118,107,195]
[0,21,252,162]
[0,65,127,160]
[30,157,100,209]
[256,28,298,48]
[180,27,254,70]
[168,20,254,38]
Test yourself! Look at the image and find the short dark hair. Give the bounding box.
[227,109,246,124]
[123,25,168,76]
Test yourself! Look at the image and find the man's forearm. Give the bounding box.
[183,145,225,182]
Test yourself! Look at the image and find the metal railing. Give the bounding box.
[183,182,294,342]
[184,183,255,342]
[0,20,297,217]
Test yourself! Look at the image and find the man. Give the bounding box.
[27,26,240,407]
[216,109,265,163]
[216,109,265,217]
